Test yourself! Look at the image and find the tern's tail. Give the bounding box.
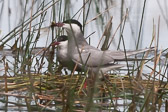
[126,47,155,57]
[111,47,155,60]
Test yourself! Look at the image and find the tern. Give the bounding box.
[52,35,77,71]
[54,19,153,74]
[52,35,126,73]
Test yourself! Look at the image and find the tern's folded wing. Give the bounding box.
[106,47,154,60]
[71,48,115,67]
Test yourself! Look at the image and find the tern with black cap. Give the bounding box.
[54,19,153,74]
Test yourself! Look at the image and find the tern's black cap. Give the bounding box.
[57,35,68,42]
[63,19,83,32]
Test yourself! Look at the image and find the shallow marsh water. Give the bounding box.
[0,0,168,111]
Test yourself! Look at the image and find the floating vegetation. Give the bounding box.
[0,72,168,111]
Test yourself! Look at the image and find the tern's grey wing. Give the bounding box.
[106,47,154,60]
[71,46,115,67]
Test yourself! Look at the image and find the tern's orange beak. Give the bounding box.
[51,42,60,46]
[51,22,64,27]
